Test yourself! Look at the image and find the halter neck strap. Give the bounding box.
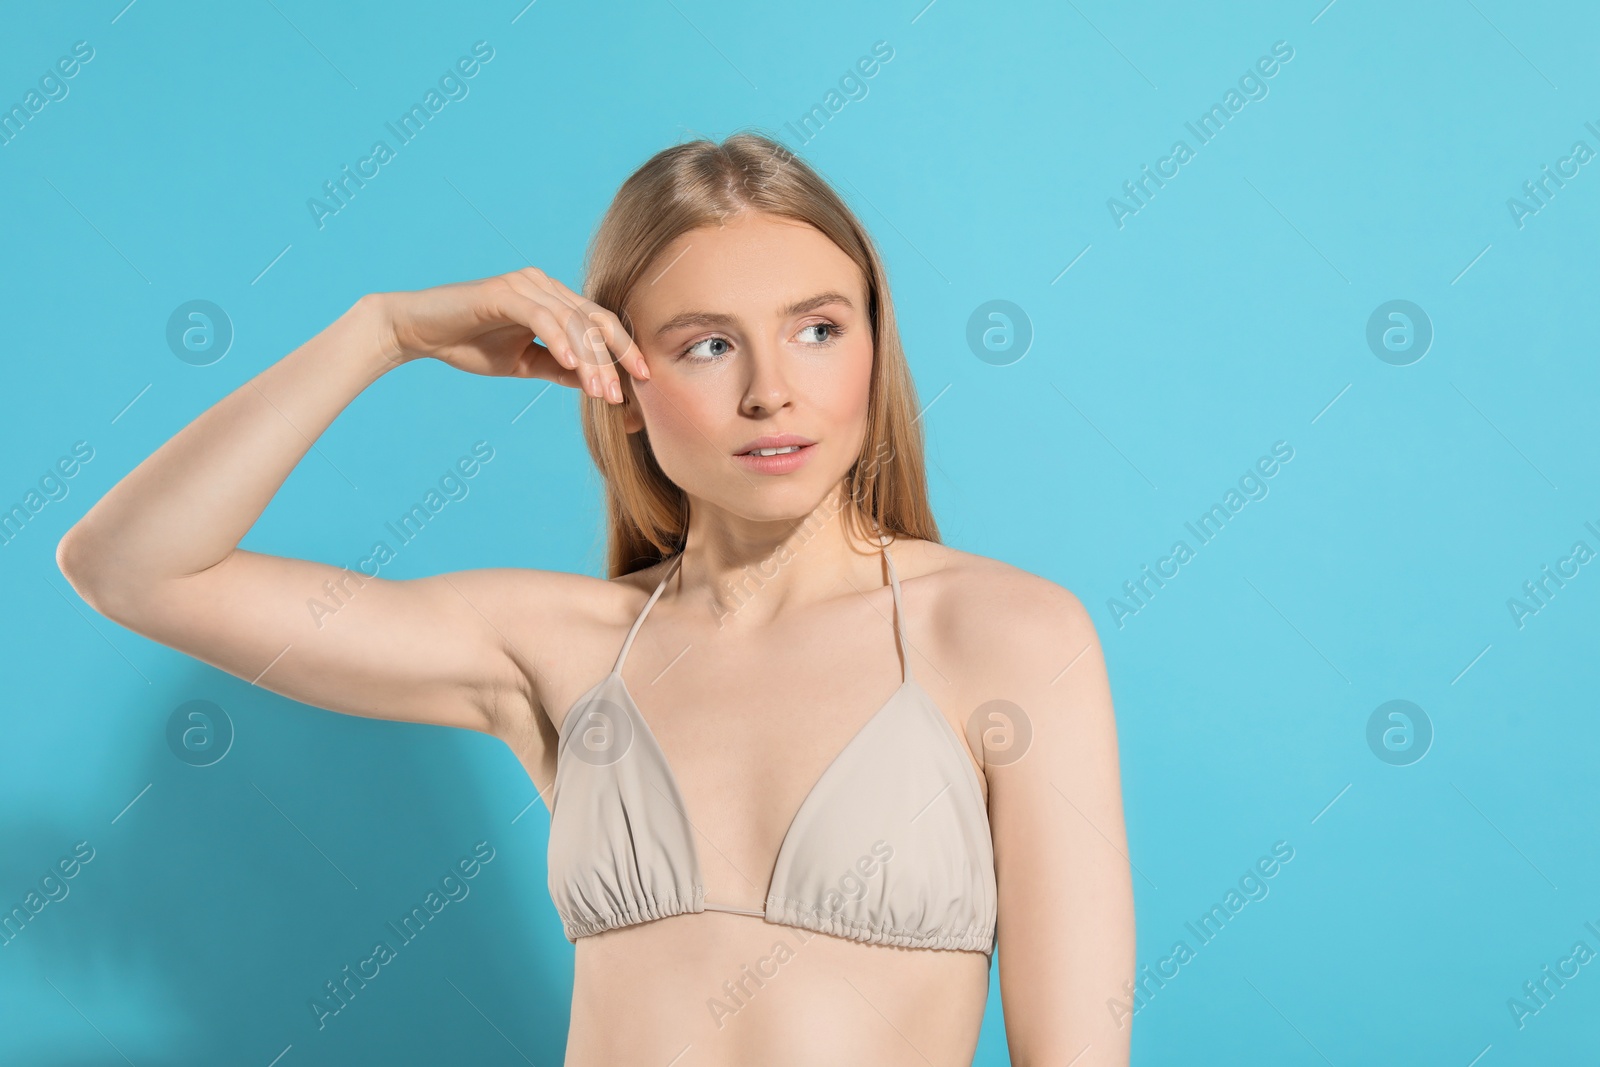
[611,552,683,676]
[880,533,912,684]
[611,535,911,683]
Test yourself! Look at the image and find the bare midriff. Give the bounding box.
[562,909,990,1066]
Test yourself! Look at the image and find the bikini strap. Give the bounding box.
[612,552,684,676]
[614,542,910,683]
[880,533,913,685]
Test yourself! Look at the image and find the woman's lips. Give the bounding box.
[733,442,816,474]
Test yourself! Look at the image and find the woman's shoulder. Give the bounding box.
[894,537,1091,617]
[892,537,1102,675]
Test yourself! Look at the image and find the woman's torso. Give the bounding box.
[509,538,994,1067]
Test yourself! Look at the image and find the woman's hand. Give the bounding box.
[372,267,648,404]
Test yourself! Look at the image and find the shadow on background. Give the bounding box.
[4,652,573,1065]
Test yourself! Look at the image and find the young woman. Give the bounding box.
[58,133,1134,1066]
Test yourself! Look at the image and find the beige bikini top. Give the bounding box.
[546,535,998,954]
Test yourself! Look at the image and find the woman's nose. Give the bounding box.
[739,342,794,415]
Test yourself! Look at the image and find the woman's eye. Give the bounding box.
[683,336,731,360]
[679,321,842,360]
[800,321,842,344]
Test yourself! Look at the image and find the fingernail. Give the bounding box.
[607,379,622,403]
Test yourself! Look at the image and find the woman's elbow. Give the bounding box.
[56,527,133,620]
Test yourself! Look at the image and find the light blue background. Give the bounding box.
[3,1,1598,1063]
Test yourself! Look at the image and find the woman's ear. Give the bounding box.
[621,389,646,434]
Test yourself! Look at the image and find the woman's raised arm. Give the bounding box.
[54,269,647,739]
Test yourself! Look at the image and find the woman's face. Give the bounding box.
[621,211,875,526]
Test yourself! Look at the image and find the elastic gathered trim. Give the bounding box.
[562,884,705,940]
[766,893,995,955]
[565,886,995,956]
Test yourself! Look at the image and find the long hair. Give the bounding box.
[579,130,939,577]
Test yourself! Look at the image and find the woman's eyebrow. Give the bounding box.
[652,290,854,338]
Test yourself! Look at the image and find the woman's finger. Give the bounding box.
[527,271,650,384]
[578,303,649,383]
[497,272,618,402]
[482,281,620,402]
[515,340,582,388]
[478,279,575,363]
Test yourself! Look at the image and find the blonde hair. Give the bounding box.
[579,130,939,577]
